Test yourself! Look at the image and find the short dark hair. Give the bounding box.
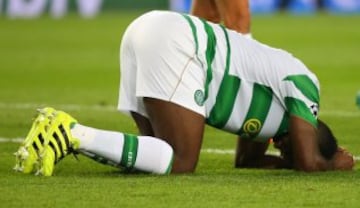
[317,120,338,160]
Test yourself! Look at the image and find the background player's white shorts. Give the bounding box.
[118,11,206,118]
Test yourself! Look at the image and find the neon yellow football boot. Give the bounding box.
[37,110,80,176]
[14,107,55,173]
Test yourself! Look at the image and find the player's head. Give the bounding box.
[273,119,338,162]
[317,120,338,159]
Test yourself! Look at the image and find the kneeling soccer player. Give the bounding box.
[14,11,354,176]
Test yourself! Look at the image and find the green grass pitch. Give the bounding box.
[0,11,360,207]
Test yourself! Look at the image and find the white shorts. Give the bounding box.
[117,11,206,118]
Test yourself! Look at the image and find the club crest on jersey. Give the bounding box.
[194,89,205,106]
[243,118,262,135]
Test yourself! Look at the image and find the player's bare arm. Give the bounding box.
[235,137,292,169]
[332,147,355,170]
[289,116,334,171]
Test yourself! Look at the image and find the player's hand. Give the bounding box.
[333,147,355,170]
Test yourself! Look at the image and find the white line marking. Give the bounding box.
[0,138,24,143]
[1,138,359,161]
[0,102,116,112]
[202,148,360,162]
[0,102,359,117]
[202,148,280,155]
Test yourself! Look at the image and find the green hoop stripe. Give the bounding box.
[181,14,199,56]
[207,26,241,128]
[285,97,318,127]
[284,75,320,103]
[180,14,217,103]
[274,112,289,137]
[121,134,139,169]
[200,19,217,102]
[237,84,273,139]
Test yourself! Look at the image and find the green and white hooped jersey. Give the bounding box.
[182,14,320,142]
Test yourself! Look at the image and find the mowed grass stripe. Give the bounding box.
[0,102,359,117]
[2,138,360,162]
[1,12,360,208]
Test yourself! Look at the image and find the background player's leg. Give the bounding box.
[144,97,205,173]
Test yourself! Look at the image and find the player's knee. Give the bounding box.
[170,153,199,173]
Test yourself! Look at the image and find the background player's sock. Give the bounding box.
[71,124,173,174]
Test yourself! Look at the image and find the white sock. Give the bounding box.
[71,124,173,174]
